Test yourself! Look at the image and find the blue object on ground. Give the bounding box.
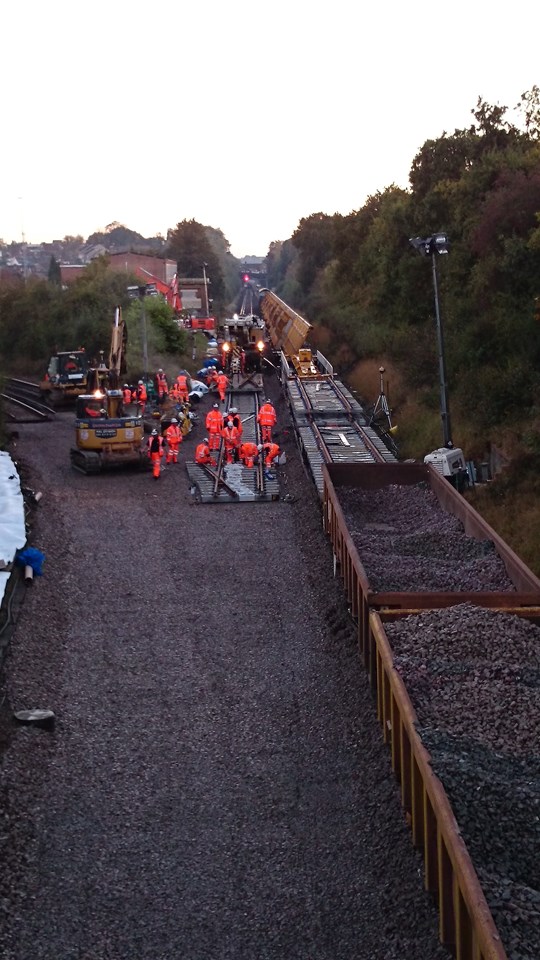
[16,547,45,575]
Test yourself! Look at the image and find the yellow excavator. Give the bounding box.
[70,307,146,474]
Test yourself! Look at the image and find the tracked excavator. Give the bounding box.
[39,348,90,407]
[70,307,146,474]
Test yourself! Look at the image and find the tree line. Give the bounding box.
[267,91,540,460]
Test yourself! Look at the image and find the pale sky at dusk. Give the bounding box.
[2,0,537,258]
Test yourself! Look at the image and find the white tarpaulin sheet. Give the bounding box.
[0,451,26,603]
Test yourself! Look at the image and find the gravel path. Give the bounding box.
[0,379,450,960]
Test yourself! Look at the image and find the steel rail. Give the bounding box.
[3,379,55,421]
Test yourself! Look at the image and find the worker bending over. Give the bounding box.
[258,442,280,469]
[239,441,259,468]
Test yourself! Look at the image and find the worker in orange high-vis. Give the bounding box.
[156,368,169,406]
[169,380,180,403]
[175,373,190,403]
[215,370,230,404]
[221,419,240,463]
[205,402,223,453]
[122,383,132,406]
[239,441,259,468]
[133,380,147,415]
[165,418,182,463]
[257,398,277,442]
[207,367,219,390]
[227,407,243,440]
[147,429,165,478]
[195,438,215,466]
[258,441,280,468]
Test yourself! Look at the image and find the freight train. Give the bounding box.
[257,287,540,960]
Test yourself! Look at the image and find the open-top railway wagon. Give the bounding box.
[259,289,540,960]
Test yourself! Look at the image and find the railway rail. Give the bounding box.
[2,378,56,422]
[185,374,279,503]
[281,353,396,495]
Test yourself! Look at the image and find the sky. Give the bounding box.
[1,0,538,259]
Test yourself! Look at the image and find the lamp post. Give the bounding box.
[409,233,452,448]
[202,262,210,317]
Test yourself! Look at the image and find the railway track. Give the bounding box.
[2,378,55,422]
[185,375,279,503]
[282,357,396,496]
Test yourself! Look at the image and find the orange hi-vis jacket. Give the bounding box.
[226,412,243,437]
[169,382,181,401]
[176,375,189,400]
[239,441,259,467]
[221,423,240,447]
[195,442,213,465]
[165,424,182,448]
[206,408,223,434]
[262,442,280,466]
[147,434,164,455]
[134,383,147,402]
[216,374,229,398]
[156,372,168,396]
[122,387,132,404]
[257,403,277,428]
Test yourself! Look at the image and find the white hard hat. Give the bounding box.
[138,380,143,384]
[257,444,263,452]
[151,429,158,436]
[171,418,178,424]
[203,437,209,443]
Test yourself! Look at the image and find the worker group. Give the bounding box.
[142,368,281,480]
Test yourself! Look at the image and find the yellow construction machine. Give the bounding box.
[39,348,90,407]
[70,307,145,474]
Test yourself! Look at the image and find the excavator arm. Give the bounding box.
[109,306,127,385]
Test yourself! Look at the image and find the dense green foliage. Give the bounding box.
[270,92,540,460]
[166,219,229,312]
[0,258,186,378]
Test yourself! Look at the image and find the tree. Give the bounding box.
[166,219,225,307]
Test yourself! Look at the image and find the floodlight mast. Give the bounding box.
[409,234,452,447]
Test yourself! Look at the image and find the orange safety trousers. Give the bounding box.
[166,443,181,463]
[149,451,163,478]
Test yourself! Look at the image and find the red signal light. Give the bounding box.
[243,274,250,282]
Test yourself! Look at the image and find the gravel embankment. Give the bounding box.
[384,605,540,959]
[0,378,450,960]
[337,484,516,592]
